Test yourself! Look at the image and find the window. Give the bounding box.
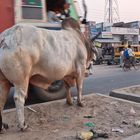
[22,0,43,19]
[15,0,47,23]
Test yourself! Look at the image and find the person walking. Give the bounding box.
[127,45,135,65]
[123,45,135,67]
[119,48,125,67]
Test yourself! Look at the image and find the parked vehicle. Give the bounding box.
[93,47,104,65]
[102,45,115,65]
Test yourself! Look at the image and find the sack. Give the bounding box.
[124,49,129,58]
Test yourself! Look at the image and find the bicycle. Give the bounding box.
[122,57,139,71]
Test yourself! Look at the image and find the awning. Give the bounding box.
[95,39,121,43]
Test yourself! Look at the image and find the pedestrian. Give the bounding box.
[127,44,135,57]
[123,45,135,66]
[119,48,125,67]
[127,45,135,65]
[60,2,71,20]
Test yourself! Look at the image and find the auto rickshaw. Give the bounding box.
[114,45,140,64]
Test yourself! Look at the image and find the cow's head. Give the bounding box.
[62,17,98,68]
[62,17,81,30]
[83,37,99,68]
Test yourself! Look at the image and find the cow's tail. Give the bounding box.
[0,31,6,48]
[0,39,5,48]
[0,69,11,132]
[0,29,16,132]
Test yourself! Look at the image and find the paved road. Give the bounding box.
[5,64,140,109]
[72,64,140,95]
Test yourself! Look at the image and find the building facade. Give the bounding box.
[88,21,140,47]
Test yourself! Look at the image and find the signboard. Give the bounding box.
[102,32,112,38]
[95,42,101,47]
[111,27,139,35]
[88,21,98,38]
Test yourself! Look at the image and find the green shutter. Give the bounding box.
[69,0,78,20]
[27,0,42,6]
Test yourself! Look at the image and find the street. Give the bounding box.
[5,64,140,109]
[3,65,140,139]
[72,64,140,96]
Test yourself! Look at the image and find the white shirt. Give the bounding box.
[120,50,124,57]
[128,48,135,57]
[47,11,60,23]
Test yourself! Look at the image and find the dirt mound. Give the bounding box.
[1,94,140,140]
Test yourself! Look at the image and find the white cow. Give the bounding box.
[0,18,95,132]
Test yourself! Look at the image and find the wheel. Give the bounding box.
[122,64,129,71]
[133,60,140,70]
[123,59,131,71]
[30,80,66,101]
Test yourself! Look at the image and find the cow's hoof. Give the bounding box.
[2,123,9,130]
[18,124,29,132]
[0,128,4,134]
[0,130,4,134]
[77,101,85,107]
[66,100,73,106]
[0,123,9,134]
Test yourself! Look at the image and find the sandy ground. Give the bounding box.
[1,94,140,140]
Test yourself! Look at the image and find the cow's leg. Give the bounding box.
[75,66,85,107]
[63,81,72,105]
[65,85,73,105]
[0,72,11,132]
[14,79,29,131]
[76,77,84,107]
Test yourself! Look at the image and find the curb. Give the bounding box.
[109,85,140,103]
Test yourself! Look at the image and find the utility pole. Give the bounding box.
[104,0,120,23]
[81,0,87,24]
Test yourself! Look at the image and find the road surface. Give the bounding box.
[72,64,140,95]
[5,64,140,108]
